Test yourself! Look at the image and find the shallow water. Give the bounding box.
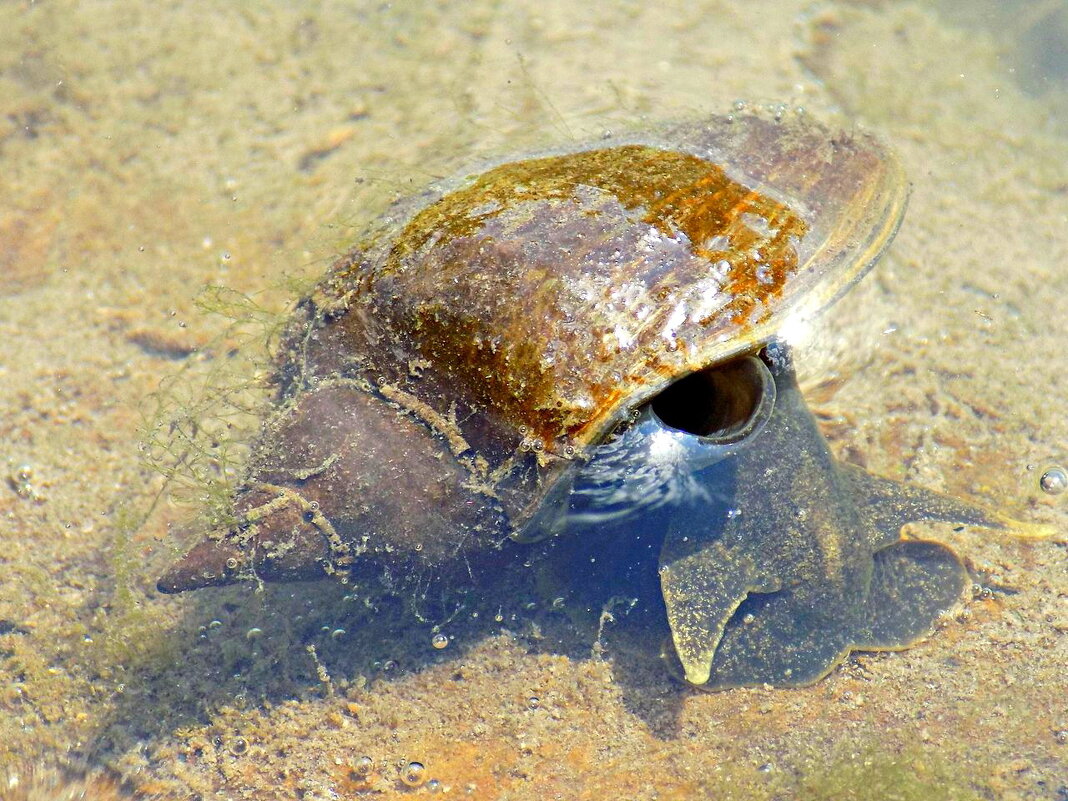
[0,1,1065,798]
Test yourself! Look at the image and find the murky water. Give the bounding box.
[0,1,1064,798]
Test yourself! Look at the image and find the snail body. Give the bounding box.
[159,111,1029,689]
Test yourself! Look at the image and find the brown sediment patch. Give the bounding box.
[0,193,58,296]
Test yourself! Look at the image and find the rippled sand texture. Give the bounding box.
[0,1,1064,799]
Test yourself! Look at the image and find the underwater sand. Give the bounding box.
[0,0,1065,798]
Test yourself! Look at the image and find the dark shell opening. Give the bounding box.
[650,354,775,445]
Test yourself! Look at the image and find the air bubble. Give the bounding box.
[1039,466,1067,495]
[431,633,449,650]
[400,761,427,787]
[331,628,347,640]
[228,737,248,756]
[246,627,263,640]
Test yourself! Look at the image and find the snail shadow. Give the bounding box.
[89,539,690,765]
[85,578,360,765]
[528,609,690,738]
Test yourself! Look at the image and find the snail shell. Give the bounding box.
[158,110,906,594]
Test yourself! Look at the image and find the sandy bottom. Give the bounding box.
[0,0,1065,799]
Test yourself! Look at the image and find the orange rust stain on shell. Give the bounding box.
[374,146,808,451]
[388,145,807,319]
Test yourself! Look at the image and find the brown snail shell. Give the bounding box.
[153,110,998,689]
[158,109,906,595]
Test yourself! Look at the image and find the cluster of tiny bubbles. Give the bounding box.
[518,437,544,453]
[729,99,748,120]
[767,101,789,122]
[321,626,346,641]
[430,632,449,650]
[372,658,399,674]
[8,462,41,501]
[399,761,427,788]
[197,619,225,639]
[1039,465,1067,496]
